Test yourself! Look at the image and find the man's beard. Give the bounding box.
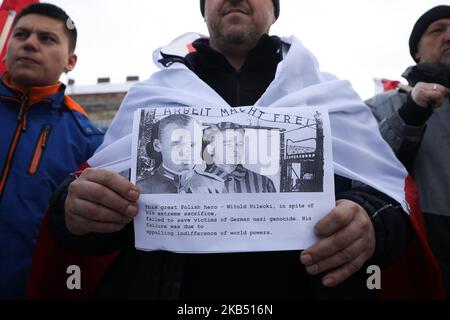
[221,30,258,45]
[439,55,450,68]
[439,44,450,67]
[212,24,260,49]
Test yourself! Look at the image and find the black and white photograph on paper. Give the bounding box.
[130,106,334,253]
[134,108,325,195]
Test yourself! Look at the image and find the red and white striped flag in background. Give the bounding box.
[373,77,400,94]
[0,0,39,74]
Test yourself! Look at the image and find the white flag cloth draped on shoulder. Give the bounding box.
[88,32,409,212]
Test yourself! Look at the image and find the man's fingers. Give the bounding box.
[81,168,139,202]
[69,198,134,225]
[320,253,369,287]
[413,82,450,109]
[69,179,138,218]
[304,237,367,275]
[300,199,375,285]
[65,207,129,235]
[64,168,140,236]
[432,83,449,95]
[314,200,355,237]
[301,219,366,267]
[427,89,447,108]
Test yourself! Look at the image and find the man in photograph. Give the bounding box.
[203,121,276,193]
[137,114,225,194]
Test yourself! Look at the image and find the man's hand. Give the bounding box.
[65,168,140,236]
[300,199,375,287]
[412,82,450,109]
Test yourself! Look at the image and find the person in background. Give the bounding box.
[366,5,450,298]
[0,3,103,299]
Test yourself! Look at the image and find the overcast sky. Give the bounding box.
[42,0,446,99]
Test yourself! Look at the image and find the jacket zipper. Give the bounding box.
[0,95,29,199]
[28,125,52,175]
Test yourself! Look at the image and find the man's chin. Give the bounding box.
[440,56,450,67]
[220,26,256,44]
[9,71,42,87]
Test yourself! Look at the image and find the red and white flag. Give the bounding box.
[373,77,400,94]
[0,0,38,74]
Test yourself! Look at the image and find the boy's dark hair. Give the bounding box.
[13,3,77,53]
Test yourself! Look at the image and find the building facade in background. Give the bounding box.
[67,76,139,132]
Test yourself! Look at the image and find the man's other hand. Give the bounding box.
[300,199,375,287]
[412,82,450,109]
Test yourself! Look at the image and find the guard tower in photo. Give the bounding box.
[280,111,324,192]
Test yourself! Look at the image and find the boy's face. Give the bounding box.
[6,14,77,91]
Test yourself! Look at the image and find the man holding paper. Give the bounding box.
[43,0,440,299]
